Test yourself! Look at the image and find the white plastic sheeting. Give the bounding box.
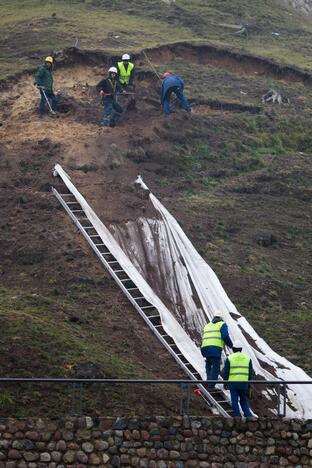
[54,165,312,417]
[54,164,205,377]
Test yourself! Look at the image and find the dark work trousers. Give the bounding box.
[163,86,191,114]
[102,96,123,127]
[205,356,221,388]
[39,90,57,115]
[230,388,252,417]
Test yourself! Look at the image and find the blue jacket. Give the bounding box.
[224,354,253,390]
[161,75,184,103]
[201,318,233,359]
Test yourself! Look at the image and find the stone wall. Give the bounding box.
[0,416,311,467]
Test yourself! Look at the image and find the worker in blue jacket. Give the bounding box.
[201,310,233,388]
[223,340,253,417]
[160,72,192,115]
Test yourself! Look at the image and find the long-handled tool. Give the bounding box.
[39,86,56,115]
[142,50,162,82]
[142,51,179,109]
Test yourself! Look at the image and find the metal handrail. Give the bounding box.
[0,378,311,384]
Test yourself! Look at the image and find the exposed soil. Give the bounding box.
[0,41,311,417]
[57,42,312,87]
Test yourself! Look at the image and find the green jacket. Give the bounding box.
[35,64,53,92]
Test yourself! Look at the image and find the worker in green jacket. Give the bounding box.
[34,56,57,117]
[224,340,253,417]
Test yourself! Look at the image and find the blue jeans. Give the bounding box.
[205,356,221,388]
[230,388,252,417]
[163,86,191,114]
[102,97,123,127]
[39,90,57,115]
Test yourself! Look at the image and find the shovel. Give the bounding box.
[39,87,56,115]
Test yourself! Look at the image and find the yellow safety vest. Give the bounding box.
[201,321,224,349]
[117,62,134,85]
[228,352,250,382]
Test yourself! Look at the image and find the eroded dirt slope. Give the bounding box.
[1,43,312,415]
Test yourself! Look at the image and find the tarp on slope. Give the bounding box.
[54,165,312,417]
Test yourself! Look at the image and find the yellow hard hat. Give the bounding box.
[45,56,54,63]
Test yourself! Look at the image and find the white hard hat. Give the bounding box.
[108,66,118,73]
[233,340,243,349]
[122,54,130,60]
[214,310,224,318]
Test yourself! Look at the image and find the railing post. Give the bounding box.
[180,383,190,415]
[79,382,83,415]
[71,382,83,416]
[185,383,191,415]
[277,383,281,416]
[282,383,287,418]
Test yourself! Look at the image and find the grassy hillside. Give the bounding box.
[1,0,312,79]
[0,0,312,417]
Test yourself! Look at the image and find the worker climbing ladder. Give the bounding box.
[52,164,234,417]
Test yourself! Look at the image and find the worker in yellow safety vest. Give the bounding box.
[201,310,233,389]
[223,340,253,417]
[117,54,135,89]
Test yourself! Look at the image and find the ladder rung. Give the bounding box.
[127,288,139,291]
[133,296,145,300]
[102,251,112,255]
[72,210,84,213]
[89,235,101,238]
[60,193,74,196]
[141,305,155,309]
[154,324,164,328]
[84,226,94,229]
[95,243,106,246]
[67,202,80,205]
[147,315,160,319]
[218,401,231,405]
[108,261,119,264]
[113,270,124,273]
[77,218,89,221]
[120,278,132,282]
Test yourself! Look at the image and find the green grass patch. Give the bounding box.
[1,0,312,79]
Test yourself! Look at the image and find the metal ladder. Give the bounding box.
[52,183,234,417]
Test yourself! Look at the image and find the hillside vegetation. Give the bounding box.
[1,0,312,79]
[0,0,311,416]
